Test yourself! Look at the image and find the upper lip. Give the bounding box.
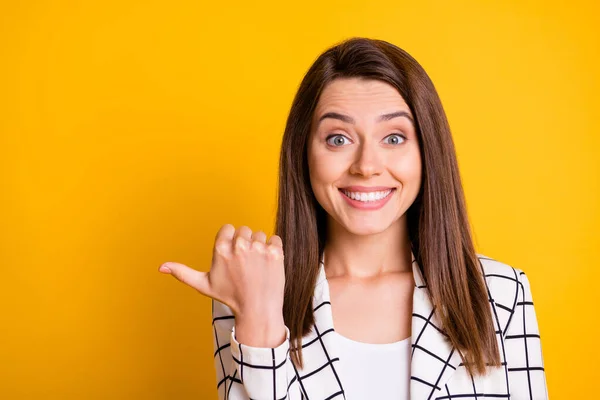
[339,186,395,192]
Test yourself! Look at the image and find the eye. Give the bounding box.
[325,134,351,147]
[383,133,406,145]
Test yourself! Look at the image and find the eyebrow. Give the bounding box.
[317,111,414,126]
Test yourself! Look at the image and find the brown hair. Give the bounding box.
[274,37,500,377]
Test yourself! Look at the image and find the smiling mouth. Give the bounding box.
[339,188,396,202]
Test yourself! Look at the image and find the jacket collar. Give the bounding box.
[306,250,463,400]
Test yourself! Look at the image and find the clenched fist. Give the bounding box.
[159,224,287,347]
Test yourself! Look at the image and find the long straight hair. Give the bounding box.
[274,37,500,377]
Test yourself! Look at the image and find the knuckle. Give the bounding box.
[267,245,284,260]
[251,240,266,253]
[233,237,249,253]
[214,239,230,256]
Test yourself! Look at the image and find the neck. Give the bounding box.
[323,215,413,279]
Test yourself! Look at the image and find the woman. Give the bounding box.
[159,37,549,399]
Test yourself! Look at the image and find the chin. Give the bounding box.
[344,221,390,236]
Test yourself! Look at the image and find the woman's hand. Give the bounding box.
[159,224,287,347]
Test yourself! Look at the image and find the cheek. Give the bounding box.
[307,143,333,197]
[308,160,334,210]
[392,151,422,187]
[308,155,348,210]
[308,148,347,185]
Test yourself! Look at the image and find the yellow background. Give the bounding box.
[1,0,598,398]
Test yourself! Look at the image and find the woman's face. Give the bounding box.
[307,77,422,236]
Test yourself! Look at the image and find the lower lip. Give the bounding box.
[339,189,396,210]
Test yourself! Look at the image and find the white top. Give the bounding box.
[335,332,411,399]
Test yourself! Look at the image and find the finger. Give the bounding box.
[266,235,284,260]
[251,230,267,243]
[267,234,283,248]
[233,226,253,248]
[215,223,236,242]
[159,262,211,297]
[213,224,236,258]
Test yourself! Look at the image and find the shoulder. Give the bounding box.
[477,253,524,289]
[475,253,530,336]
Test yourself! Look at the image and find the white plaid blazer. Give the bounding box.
[212,254,549,399]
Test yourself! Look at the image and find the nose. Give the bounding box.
[349,140,384,178]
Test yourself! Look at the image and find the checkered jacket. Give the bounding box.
[212,254,549,399]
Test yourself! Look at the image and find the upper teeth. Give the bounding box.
[342,189,393,202]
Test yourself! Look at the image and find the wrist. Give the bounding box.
[235,314,286,348]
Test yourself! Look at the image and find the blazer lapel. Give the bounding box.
[302,252,462,400]
[296,255,346,399]
[410,253,463,399]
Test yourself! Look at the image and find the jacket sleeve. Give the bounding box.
[212,299,302,400]
[503,269,549,400]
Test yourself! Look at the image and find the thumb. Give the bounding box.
[159,262,212,297]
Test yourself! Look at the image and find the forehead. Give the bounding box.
[314,78,410,117]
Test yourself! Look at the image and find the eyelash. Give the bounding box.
[325,133,407,147]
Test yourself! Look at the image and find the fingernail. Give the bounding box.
[159,264,172,274]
